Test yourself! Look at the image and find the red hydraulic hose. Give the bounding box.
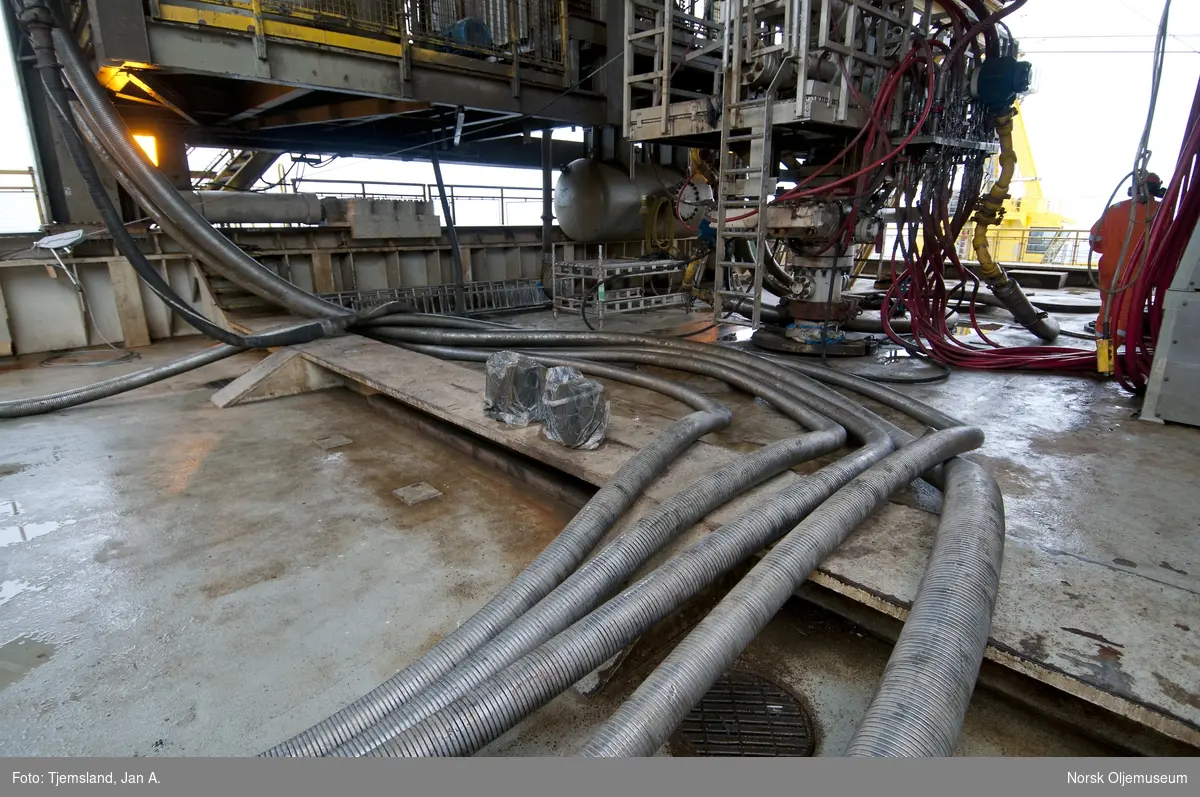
[947,0,1029,62]
[721,43,932,224]
[1111,79,1200,391]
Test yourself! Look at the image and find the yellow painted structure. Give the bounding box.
[156,2,405,58]
[964,103,1078,266]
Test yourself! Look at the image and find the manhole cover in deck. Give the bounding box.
[670,671,815,757]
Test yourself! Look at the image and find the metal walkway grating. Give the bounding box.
[673,671,815,757]
[319,278,548,316]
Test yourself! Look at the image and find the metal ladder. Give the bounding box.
[623,0,676,138]
[1042,230,1070,264]
[207,150,279,191]
[712,1,789,327]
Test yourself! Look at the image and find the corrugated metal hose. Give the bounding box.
[4,14,1006,760]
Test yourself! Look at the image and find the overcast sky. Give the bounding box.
[2,0,1199,231]
[1007,0,1200,222]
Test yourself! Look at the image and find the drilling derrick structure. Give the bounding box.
[623,1,1048,355]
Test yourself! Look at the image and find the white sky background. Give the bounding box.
[1007,0,1200,224]
[2,0,1199,232]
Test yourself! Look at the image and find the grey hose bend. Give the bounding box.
[471,339,912,476]
[41,92,333,349]
[366,328,919,497]
[51,28,350,323]
[736,239,795,299]
[366,334,904,473]
[990,279,1061,342]
[360,328,902,447]
[329,344,847,756]
[764,245,801,295]
[0,345,243,418]
[720,295,788,326]
[369,423,898,757]
[356,313,516,330]
[532,344,920,451]
[843,311,960,334]
[846,457,1004,756]
[761,355,1007,756]
[744,350,948,480]
[752,354,960,430]
[559,344,960,495]
[263,362,732,757]
[577,425,985,757]
[67,100,218,276]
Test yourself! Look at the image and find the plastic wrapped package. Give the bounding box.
[484,351,546,427]
[540,367,610,450]
[542,365,583,404]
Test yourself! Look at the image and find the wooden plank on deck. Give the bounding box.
[107,258,152,348]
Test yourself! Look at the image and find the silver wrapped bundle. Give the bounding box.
[484,351,546,427]
[540,366,609,450]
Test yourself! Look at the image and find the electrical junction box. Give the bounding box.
[1141,226,1200,426]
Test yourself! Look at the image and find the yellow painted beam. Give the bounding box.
[1010,103,1044,203]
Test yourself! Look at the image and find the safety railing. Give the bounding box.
[290,176,546,225]
[411,0,566,68]
[157,0,567,69]
[955,228,1096,268]
[292,177,429,200]
[255,0,404,34]
[0,169,46,228]
[320,277,548,314]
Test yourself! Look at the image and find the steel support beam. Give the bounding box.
[249,98,431,130]
[224,84,314,124]
[541,130,554,283]
[143,22,607,125]
[86,0,151,64]
[429,147,466,315]
[186,126,587,170]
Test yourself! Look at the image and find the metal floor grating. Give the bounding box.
[318,278,548,316]
[673,671,815,757]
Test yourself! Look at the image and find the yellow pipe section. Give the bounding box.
[682,251,709,302]
[688,148,711,184]
[971,111,1017,286]
[688,148,720,187]
[847,242,875,290]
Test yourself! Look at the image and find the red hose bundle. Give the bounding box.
[880,74,1200,378]
[700,1,1200,378]
[717,42,935,226]
[1109,80,1200,392]
[878,172,1096,372]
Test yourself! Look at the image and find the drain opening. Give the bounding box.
[669,671,815,757]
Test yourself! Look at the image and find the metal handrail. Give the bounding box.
[0,168,46,227]
[954,227,1096,268]
[290,177,547,225]
[167,0,569,69]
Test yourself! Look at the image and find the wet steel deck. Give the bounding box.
[0,298,1197,754]
[230,304,1200,751]
[0,340,1120,756]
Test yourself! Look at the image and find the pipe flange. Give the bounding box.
[792,274,816,300]
[676,181,710,224]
